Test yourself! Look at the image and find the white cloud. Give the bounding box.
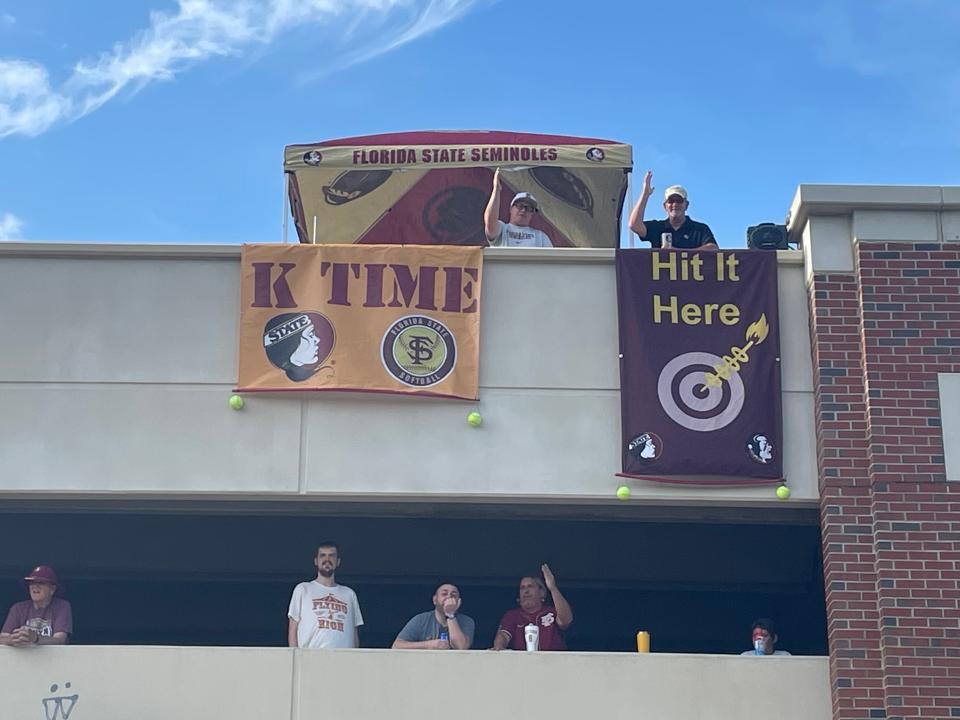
[0,0,482,139]
[0,14,15,29]
[0,212,24,241]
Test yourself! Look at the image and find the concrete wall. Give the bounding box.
[941,373,960,482]
[0,646,830,720]
[0,244,817,504]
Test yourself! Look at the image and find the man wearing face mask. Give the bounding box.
[740,618,791,656]
[628,170,718,249]
[492,564,573,651]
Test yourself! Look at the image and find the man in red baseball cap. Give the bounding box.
[0,565,72,646]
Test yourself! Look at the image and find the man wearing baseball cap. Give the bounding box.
[0,565,72,646]
[483,167,553,247]
[628,170,717,249]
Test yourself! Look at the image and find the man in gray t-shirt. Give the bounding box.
[392,583,475,650]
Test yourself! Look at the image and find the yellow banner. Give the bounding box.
[238,244,483,399]
[284,143,632,170]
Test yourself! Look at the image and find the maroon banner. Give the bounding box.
[616,249,783,483]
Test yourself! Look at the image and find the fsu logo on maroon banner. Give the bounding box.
[746,433,775,464]
[263,312,335,382]
[627,432,663,463]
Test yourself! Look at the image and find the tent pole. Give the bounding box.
[282,173,290,244]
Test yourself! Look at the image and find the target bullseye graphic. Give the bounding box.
[657,351,745,432]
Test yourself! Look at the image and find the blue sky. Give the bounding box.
[1,0,959,247]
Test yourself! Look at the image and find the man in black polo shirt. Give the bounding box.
[628,170,717,249]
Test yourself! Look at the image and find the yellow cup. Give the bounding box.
[636,630,650,653]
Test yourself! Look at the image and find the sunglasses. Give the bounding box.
[514,203,535,213]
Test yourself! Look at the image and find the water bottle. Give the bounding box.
[754,637,765,655]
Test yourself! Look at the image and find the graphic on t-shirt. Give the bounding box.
[26,617,52,637]
[312,593,349,632]
[540,612,556,627]
[507,228,539,244]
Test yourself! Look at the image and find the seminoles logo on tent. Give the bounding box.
[263,312,335,382]
[303,150,323,166]
[381,315,457,387]
[422,186,488,245]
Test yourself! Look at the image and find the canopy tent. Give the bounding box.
[284,131,632,248]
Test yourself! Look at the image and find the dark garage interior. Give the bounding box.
[0,502,827,655]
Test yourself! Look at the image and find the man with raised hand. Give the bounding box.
[392,582,475,650]
[484,168,553,248]
[493,564,573,651]
[288,541,364,649]
[628,170,717,249]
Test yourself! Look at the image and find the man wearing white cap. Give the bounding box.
[628,170,717,249]
[483,168,553,247]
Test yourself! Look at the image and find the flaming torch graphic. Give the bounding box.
[703,314,770,389]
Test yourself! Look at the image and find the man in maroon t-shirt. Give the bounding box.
[493,564,573,651]
[0,565,72,647]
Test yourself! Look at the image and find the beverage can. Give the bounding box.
[636,630,650,653]
[755,637,765,655]
[439,631,449,642]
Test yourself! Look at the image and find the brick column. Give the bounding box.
[809,272,885,719]
[810,241,960,720]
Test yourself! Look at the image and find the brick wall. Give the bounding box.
[809,242,960,720]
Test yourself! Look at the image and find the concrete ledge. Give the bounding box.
[0,646,831,720]
[787,184,960,241]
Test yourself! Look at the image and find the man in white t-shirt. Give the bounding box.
[483,168,552,248]
[287,541,363,649]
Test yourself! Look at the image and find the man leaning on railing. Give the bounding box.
[0,565,72,647]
